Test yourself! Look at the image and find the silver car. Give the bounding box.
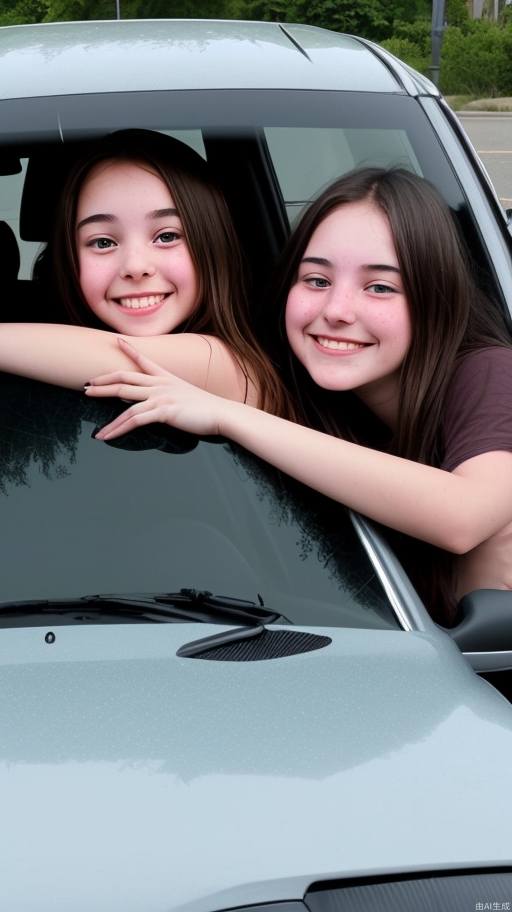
[1,18,512,912]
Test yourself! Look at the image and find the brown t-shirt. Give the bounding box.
[375,346,512,621]
[441,346,512,472]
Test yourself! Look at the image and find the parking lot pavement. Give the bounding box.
[458,113,512,211]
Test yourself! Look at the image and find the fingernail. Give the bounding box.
[84,382,91,389]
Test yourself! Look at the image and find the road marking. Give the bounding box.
[478,149,512,154]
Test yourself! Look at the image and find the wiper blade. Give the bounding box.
[0,589,286,625]
[151,588,283,624]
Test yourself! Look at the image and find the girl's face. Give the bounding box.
[285,199,412,424]
[75,159,199,336]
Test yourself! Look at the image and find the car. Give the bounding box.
[1,17,512,912]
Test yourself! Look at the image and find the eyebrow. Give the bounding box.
[76,213,115,231]
[300,256,400,274]
[365,263,401,274]
[76,207,179,232]
[301,257,331,267]
[149,208,179,220]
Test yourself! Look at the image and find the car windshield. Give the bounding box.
[0,374,397,630]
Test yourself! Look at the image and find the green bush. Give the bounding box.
[380,36,430,74]
[383,17,512,96]
[440,20,512,95]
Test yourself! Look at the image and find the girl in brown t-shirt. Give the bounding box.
[84,167,512,623]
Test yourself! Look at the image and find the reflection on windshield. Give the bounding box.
[0,374,396,630]
[231,446,385,613]
[0,376,81,491]
[0,374,196,493]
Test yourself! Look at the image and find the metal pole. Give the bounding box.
[115,0,121,18]
[429,0,446,87]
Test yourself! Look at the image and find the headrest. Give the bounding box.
[0,221,20,278]
[20,146,78,242]
[20,130,212,242]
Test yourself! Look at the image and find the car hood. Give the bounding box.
[1,622,512,912]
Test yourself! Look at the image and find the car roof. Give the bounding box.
[0,18,437,99]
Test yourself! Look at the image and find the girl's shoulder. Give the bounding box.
[134,332,258,405]
[455,344,512,367]
[450,345,512,395]
[194,333,259,406]
[174,332,259,405]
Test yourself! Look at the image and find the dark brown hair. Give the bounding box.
[50,129,287,416]
[272,167,511,621]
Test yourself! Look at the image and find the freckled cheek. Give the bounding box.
[285,290,320,337]
[371,304,411,349]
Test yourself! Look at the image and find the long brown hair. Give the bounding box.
[272,167,511,621]
[50,129,287,416]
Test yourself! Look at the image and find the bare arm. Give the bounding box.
[219,404,512,555]
[87,342,512,555]
[0,323,254,403]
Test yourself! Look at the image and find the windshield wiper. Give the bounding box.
[0,589,286,625]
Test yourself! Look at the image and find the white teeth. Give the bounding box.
[117,295,165,310]
[316,337,365,351]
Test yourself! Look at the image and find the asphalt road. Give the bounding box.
[459,113,512,210]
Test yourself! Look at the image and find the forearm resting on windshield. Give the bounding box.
[219,401,512,554]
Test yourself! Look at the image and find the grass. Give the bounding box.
[444,94,480,110]
[445,94,512,111]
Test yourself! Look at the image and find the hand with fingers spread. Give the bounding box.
[85,337,234,440]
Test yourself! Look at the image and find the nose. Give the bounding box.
[120,242,156,281]
[322,284,357,325]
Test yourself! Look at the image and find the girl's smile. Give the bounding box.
[313,336,370,353]
[75,160,199,336]
[285,199,411,425]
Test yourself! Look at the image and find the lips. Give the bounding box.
[314,336,369,352]
[114,293,168,311]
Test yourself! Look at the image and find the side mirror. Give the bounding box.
[446,589,512,672]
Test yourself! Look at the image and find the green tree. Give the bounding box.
[0,0,48,24]
[232,0,397,38]
[43,0,115,19]
[446,0,469,27]
[41,0,235,19]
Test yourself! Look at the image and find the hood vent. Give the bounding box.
[179,628,331,662]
